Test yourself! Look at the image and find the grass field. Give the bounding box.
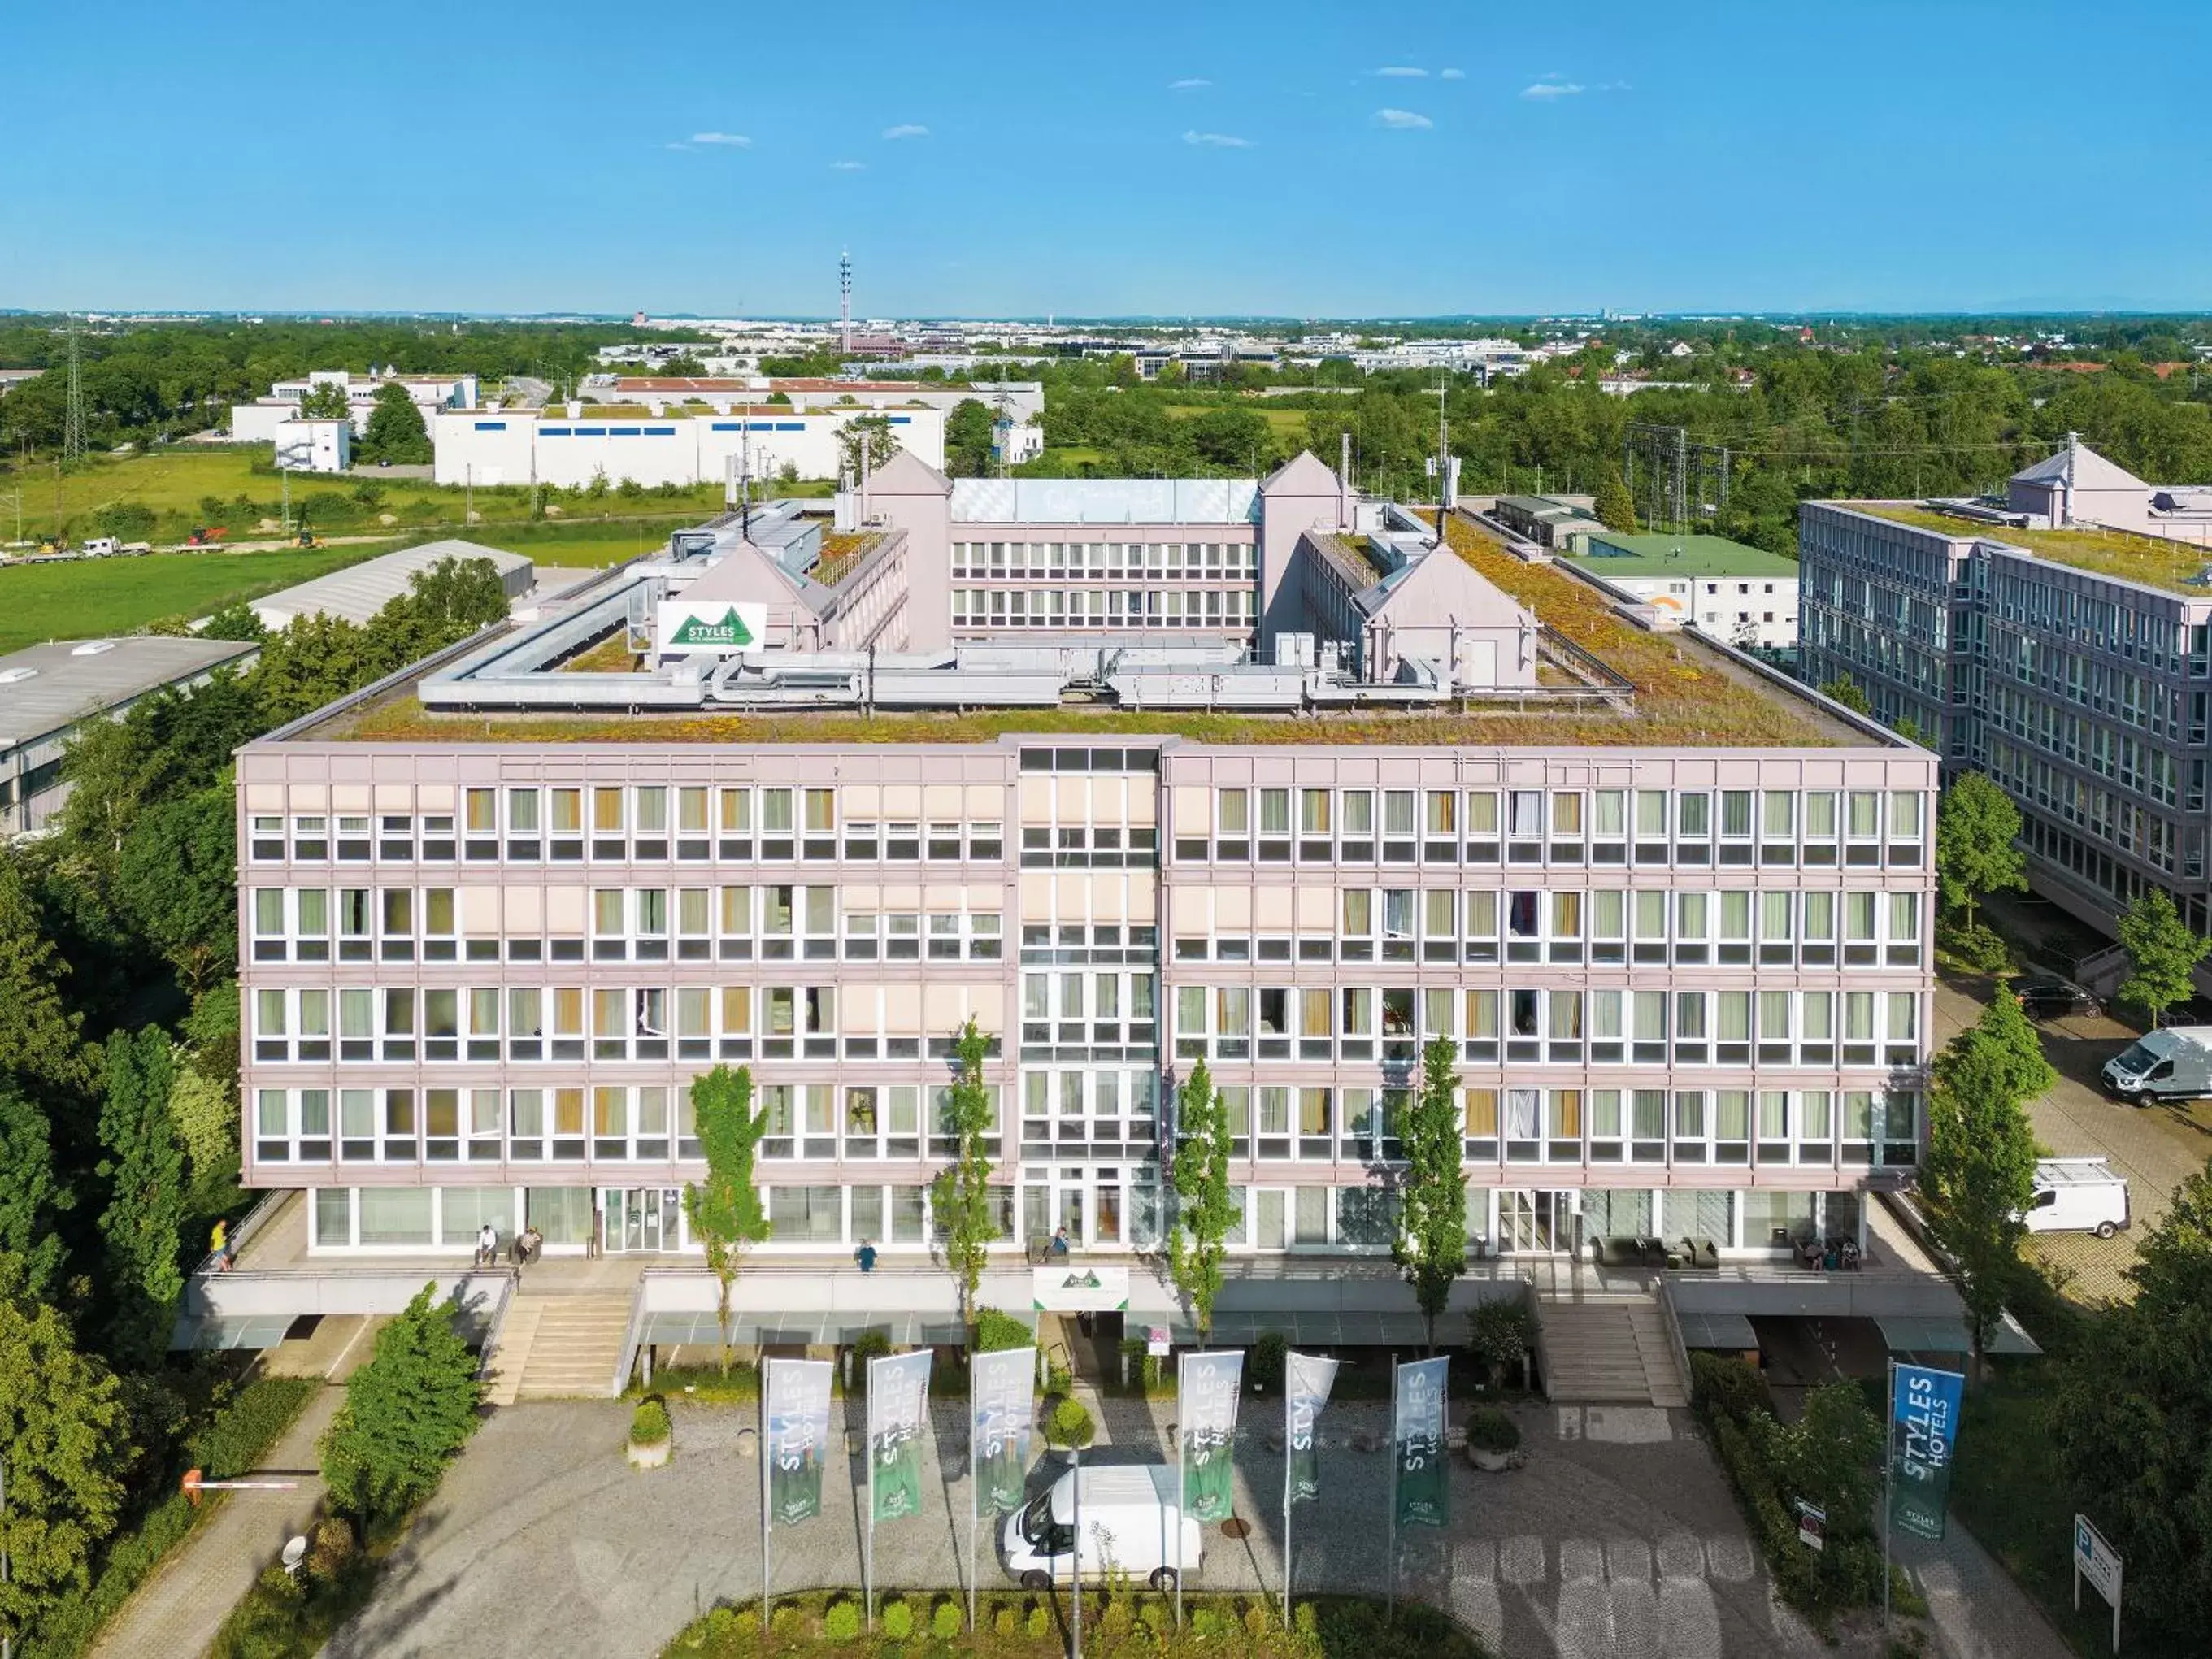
[461,517,701,567]
[0,446,734,545]
[0,543,392,654]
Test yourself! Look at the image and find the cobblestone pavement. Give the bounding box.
[333,1390,1984,1659]
[1932,978,2211,1303]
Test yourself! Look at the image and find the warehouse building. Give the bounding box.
[231,369,480,443]
[1560,532,1801,655]
[2,636,259,834]
[431,402,947,490]
[248,540,536,632]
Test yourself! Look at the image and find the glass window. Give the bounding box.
[592,787,624,832]
[1551,793,1582,836]
[1384,791,1416,836]
[1425,790,1456,835]
[1258,789,1289,835]
[1635,790,1667,836]
[1593,791,1626,837]
[1218,789,1248,834]
[1762,791,1794,837]
[1890,793,1922,839]
[1342,790,1374,834]
[1299,789,1332,834]
[1464,791,1497,834]
[634,786,667,833]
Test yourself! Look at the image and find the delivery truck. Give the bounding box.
[2101,1026,2212,1104]
[1002,1463,1202,1592]
[2019,1158,2131,1240]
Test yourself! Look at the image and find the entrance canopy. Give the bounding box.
[1675,1309,1759,1352]
[172,1314,299,1352]
[637,1309,1018,1349]
[1162,1309,1434,1347]
[1874,1311,2041,1357]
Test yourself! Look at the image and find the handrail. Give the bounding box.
[1652,1274,1695,1406]
[192,1188,292,1277]
[611,1278,652,1399]
[474,1270,520,1383]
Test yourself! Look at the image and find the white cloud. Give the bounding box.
[1375,66,1428,77]
[1521,80,1584,99]
[664,141,691,151]
[882,123,928,140]
[1169,76,1210,89]
[1440,67,1465,80]
[1373,107,1432,129]
[830,159,866,171]
[690,131,751,146]
[1599,80,1632,92]
[1183,129,1253,148]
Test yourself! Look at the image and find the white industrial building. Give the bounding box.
[248,539,536,631]
[431,403,946,489]
[272,416,350,475]
[230,369,480,444]
[1,636,260,835]
[603,376,1046,426]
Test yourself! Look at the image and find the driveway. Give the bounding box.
[1933,976,2211,1301]
[336,1390,1945,1659]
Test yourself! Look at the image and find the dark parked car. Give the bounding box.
[2012,977,2101,1020]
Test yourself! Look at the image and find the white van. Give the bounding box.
[1002,1463,1202,1592]
[2019,1158,2131,1239]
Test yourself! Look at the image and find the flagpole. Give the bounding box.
[1174,1352,1186,1630]
[759,1368,771,1632]
[865,1357,876,1631]
[968,1364,980,1635]
[1281,1367,1293,1626]
[1883,1359,1895,1637]
[1386,1361,1400,1627]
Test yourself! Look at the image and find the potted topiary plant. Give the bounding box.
[1463,1405,1520,1472]
[628,1396,674,1470]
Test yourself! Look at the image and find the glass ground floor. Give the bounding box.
[296,1179,1867,1259]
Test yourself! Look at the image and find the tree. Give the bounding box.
[294,381,351,421]
[0,1255,132,1647]
[2117,886,2209,1028]
[1935,773,2026,933]
[1748,1379,1883,1540]
[97,1025,185,1366]
[0,851,92,1101]
[684,1064,770,1376]
[930,1018,997,1330]
[0,1086,70,1301]
[115,784,237,995]
[1818,676,1871,714]
[2053,1157,2212,1644]
[359,382,431,464]
[945,398,996,477]
[1394,1035,1469,1353]
[1167,1058,1234,1346]
[1920,993,2048,1376]
[836,413,901,476]
[1593,463,1637,532]
[319,1282,481,1522]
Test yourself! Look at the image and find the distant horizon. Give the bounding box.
[8,0,2210,316]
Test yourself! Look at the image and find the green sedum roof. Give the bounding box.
[1564,532,1797,580]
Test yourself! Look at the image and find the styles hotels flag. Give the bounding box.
[867,1350,933,1523]
[1393,1357,1449,1530]
[1178,1350,1245,1524]
[765,1357,834,1528]
[1285,1352,1340,1504]
[971,1346,1037,1517]
[1888,1363,1964,1542]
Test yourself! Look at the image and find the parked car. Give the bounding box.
[1002,1463,1200,1592]
[2017,1157,2131,1240]
[2011,977,2101,1020]
[2101,1026,2212,1104]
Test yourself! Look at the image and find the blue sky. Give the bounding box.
[6,0,2210,317]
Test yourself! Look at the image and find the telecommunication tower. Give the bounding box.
[62,323,88,467]
[838,250,852,354]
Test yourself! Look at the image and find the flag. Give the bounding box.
[1888,1363,1964,1542]
[868,1351,933,1523]
[971,1346,1036,1515]
[765,1357,833,1527]
[1393,1357,1449,1529]
[1179,1350,1245,1524]
[1285,1352,1339,1504]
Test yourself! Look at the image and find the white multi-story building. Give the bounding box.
[230,369,479,443]
[432,403,946,489]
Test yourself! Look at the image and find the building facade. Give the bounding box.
[236,734,1935,1262]
[431,404,947,489]
[1798,497,2212,940]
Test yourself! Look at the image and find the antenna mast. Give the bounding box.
[62,322,87,467]
[838,250,852,354]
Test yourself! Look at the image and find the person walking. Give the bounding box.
[210,1217,234,1271]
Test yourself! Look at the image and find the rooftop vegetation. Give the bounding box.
[1853,504,2212,597]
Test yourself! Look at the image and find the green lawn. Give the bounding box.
[0,544,390,653]
[462,517,697,568]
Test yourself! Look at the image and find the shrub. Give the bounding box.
[319,1283,482,1523]
[1940,920,2010,974]
[1293,1601,1318,1635]
[1025,1601,1051,1639]
[1242,1602,1272,1636]
[629,1397,672,1446]
[1689,1352,1775,1427]
[881,1597,914,1639]
[705,1606,739,1641]
[732,1608,759,1637]
[824,1598,862,1640]
[306,1516,355,1581]
[1467,1298,1537,1383]
[1046,1396,1095,1448]
[770,1604,800,1635]
[1465,1406,1521,1454]
[1248,1330,1287,1395]
[1191,1606,1221,1635]
[932,1598,963,1639]
[1139,1600,1170,1633]
[1101,1599,1133,1636]
[993,1604,1017,1637]
[973,1306,1032,1353]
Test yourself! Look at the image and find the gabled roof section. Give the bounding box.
[867,449,952,496]
[1260,449,1341,497]
[2012,437,2147,492]
[1360,541,1536,629]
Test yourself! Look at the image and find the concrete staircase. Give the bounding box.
[483,1292,633,1404]
[1536,1292,1689,1408]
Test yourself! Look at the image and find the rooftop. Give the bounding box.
[1842,503,2212,597]
[0,636,259,747]
[946,476,1260,526]
[1565,532,1798,581]
[251,540,532,628]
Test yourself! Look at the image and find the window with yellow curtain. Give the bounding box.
[1547,1089,1580,1140]
[1463,1088,1499,1136]
[592,787,624,832]
[553,1088,585,1136]
[593,1087,627,1136]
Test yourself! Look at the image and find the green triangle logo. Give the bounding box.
[668,606,755,649]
